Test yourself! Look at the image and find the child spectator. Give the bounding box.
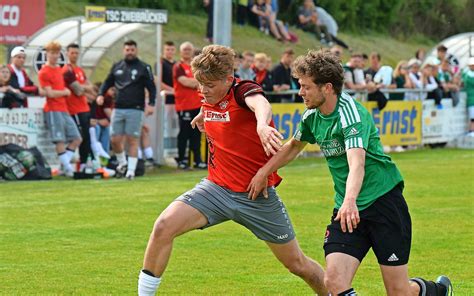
[252,53,273,92]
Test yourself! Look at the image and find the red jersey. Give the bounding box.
[62,64,90,115]
[203,80,282,192]
[173,61,201,111]
[95,93,114,120]
[38,64,69,113]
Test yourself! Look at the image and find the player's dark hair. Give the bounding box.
[66,43,80,51]
[164,41,175,47]
[124,40,137,47]
[292,49,344,95]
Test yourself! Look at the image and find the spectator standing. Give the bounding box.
[422,61,443,107]
[161,41,176,104]
[236,51,256,81]
[461,57,474,135]
[389,60,413,101]
[173,42,206,169]
[8,46,42,97]
[38,41,81,177]
[62,43,98,171]
[272,48,300,102]
[97,40,156,180]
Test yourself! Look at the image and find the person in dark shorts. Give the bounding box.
[137,45,327,296]
[248,49,453,296]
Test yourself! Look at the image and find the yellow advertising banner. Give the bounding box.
[270,101,422,149]
[362,101,422,146]
[85,6,106,22]
[271,104,320,152]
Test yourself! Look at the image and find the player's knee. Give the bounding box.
[324,268,347,294]
[151,218,175,242]
[284,255,306,277]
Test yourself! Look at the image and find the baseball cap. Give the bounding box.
[11,46,26,58]
[468,57,474,66]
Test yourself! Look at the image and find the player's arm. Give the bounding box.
[245,93,283,156]
[335,148,365,233]
[42,86,70,98]
[247,138,307,199]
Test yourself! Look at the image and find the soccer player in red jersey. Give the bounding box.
[38,41,81,177]
[137,45,327,295]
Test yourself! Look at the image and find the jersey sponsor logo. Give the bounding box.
[204,110,230,122]
[319,139,345,157]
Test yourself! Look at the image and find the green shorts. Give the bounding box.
[176,178,295,244]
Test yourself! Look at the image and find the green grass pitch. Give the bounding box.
[1,148,473,295]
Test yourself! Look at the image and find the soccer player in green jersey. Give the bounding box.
[248,50,452,296]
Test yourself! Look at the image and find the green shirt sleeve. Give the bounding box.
[294,110,316,144]
[342,119,369,150]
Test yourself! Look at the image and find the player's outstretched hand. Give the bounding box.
[335,200,360,233]
[247,170,268,200]
[191,112,205,132]
[257,124,283,156]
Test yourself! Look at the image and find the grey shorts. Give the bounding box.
[110,109,144,137]
[45,111,81,143]
[176,178,295,244]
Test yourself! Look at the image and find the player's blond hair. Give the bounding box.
[44,41,62,53]
[191,45,235,82]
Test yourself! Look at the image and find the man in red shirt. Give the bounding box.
[137,45,327,296]
[172,41,206,169]
[62,43,98,170]
[38,41,82,177]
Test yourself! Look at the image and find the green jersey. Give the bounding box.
[462,68,474,107]
[294,92,403,211]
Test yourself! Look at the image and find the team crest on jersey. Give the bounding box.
[204,110,230,122]
[219,100,229,110]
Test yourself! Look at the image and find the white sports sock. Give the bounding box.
[144,147,153,159]
[116,152,127,166]
[137,149,143,160]
[59,153,73,172]
[65,149,75,162]
[138,270,161,296]
[128,156,138,172]
[89,127,98,143]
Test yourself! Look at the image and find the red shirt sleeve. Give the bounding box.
[173,63,186,79]
[234,80,265,109]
